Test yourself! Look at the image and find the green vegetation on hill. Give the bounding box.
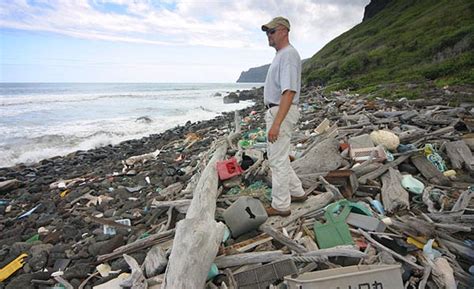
[302,0,474,97]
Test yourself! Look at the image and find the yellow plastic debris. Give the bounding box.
[0,253,28,282]
[407,237,438,249]
[443,170,456,177]
[60,189,69,198]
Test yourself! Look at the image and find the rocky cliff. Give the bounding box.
[303,0,473,96]
[236,64,269,83]
[237,0,473,98]
[236,60,307,83]
[362,0,392,21]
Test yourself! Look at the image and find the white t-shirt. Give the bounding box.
[263,44,301,105]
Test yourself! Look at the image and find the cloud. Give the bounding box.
[0,0,370,50]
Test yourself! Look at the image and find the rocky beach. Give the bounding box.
[0,87,264,288]
[1,84,473,288]
[2,0,473,287]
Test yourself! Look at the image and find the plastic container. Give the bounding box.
[223,196,268,237]
[235,259,297,289]
[401,175,425,194]
[216,157,244,180]
[370,199,385,215]
[285,265,403,289]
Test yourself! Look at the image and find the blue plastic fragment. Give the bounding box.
[397,143,417,153]
[17,204,41,219]
[370,199,385,215]
[223,225,231,243]
[207,263,219,280]
[385,150,395,162]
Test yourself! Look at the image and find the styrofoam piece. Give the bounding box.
[285,265,403,289]
[314,118,330,135]
[103,219,131,235]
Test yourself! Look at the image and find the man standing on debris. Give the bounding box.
[262,17,307,217]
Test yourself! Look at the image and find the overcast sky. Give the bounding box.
[0,0,370,82]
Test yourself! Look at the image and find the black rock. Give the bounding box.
[5,273,41,289]
[63,263,93,279]
[28,250,48,271]
[87,234,124,256]
[223,92,239,104]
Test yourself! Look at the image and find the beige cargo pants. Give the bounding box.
[265,105,305,211]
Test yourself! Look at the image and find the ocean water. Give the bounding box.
[0,83,261,168]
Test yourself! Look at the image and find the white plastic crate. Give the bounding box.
[284,265,403,289]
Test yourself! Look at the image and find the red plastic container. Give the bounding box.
[217,157,244,180]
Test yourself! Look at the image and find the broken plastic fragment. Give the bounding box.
[0,253,28,282]
[17,204,41,219]
[423,239,442,260]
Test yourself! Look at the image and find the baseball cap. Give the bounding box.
[261,16,290,32]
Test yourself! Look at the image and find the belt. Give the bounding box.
[265,103,279,109]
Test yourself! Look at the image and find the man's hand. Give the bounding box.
[268,123,280,143]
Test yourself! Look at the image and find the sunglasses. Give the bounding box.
[266,28,281,35]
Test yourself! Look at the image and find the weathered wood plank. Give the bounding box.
[380,168,410,213]
[259,224,308,254]
[214,251,286,268]
[445,140,473,171]
[358,153,412,184]
[410,154,450,185]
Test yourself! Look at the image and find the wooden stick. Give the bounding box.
[214,251,286,268]
[358,153,412,184]
[259,224,308,253]
[97,229,174,262]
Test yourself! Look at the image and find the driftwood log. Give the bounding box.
[358,153,412,184]
[162,139,228,289]
[357,229,423,270]
[120,254,147,289]
[214,248,367,269]
[97,229,174,262]
[266,192,334,228]
[445,140,473,171]
[380,168,410,213]
[215,251,286,268]
[259,224,308,253]
[451,188,474,212]
[0,179,21,194]
[143,245,167,278]
[292,138,343,175]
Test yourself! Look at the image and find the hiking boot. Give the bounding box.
[265,207,291,217]
[291,192,309,203]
